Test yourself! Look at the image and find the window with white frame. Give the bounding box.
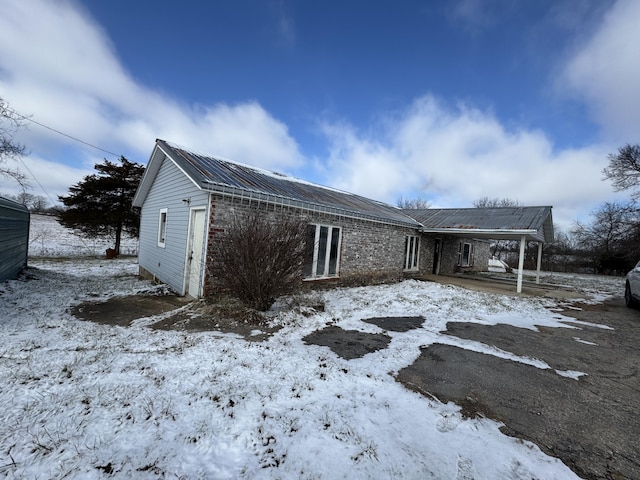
[157,208,168,247]
[458,241,474,266]
[404,235,420,271]
[304,224,341,279]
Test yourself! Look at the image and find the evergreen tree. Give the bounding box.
[58,157,144,256]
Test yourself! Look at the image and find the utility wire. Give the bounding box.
[4,106,124,205]
[16,156,58,206]
[8,107,121,158]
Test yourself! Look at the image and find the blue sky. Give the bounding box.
[1,0,639,230]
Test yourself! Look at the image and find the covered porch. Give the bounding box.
[405,206,555,293]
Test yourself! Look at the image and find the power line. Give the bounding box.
[3,106,125,205]
[8,107,121,158]
[16,156,58,206]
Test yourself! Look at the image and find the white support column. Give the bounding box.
[517,235,526,293]
[536,242,543,284]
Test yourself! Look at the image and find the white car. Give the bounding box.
[625,260,640,308]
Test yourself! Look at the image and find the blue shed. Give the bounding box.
[0,196,30,282]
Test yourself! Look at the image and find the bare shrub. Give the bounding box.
[211,209,308,311]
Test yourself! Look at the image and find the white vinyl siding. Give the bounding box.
[403,235,419,271]
[137,156,209,294]
[304,224,341,279]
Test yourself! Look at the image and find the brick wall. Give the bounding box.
[418,234,490,274]
[337,214,418,286]
[203,195,421,295]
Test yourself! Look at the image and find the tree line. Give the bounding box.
[536,145,639,275]
[472,146,640,275]
[0,192,52,213]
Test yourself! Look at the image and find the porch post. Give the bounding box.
[536,242,543,284]
[517,235,526,293]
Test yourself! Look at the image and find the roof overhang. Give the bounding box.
[419,228,546,242]
[201,180,421,228]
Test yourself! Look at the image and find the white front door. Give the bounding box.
[187,208,206,298]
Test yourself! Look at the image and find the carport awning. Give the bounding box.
[403,206,554,243]
[415,228,545,242]
[403,206,555,294]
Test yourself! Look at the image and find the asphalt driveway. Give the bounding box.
[397,297,640,480]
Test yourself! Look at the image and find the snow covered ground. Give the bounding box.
[0,239,624,478]
[28,214,138,257]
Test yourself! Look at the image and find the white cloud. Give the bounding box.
[168,102,302,168]
[449,0,515,34]
[560,0,640,143]
[0,0,303,200]
[0,0,626,233]
[0,154,94,205]
[273,0,296,48]
[319,95,616,230]
[451,0,495,30]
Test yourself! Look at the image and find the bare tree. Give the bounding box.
[30,195,48,213]
[472,197,521,208]
[572,201,638,274]
[13,192,48,212]
[397,196,430,209]
[542,224,580,272]
[211,209,308,311]
[0,97,29,189]
[603,144,640,199]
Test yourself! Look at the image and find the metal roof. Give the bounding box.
[153,140,421,227]
[133,140,554,242]
[0,196,29,213]
[403,207,554,242]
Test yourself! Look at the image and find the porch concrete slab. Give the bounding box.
[419,273,583,300]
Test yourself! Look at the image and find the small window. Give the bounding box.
[404,235,420,271]
[304,224,341,279]
[158,208,168,247]
[458,242,474,266]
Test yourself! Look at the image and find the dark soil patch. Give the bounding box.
[362,316,425,332]
[150,311,281,341]
[303,317,424,360]
[303,326,391,360]
[71,295,281,341]
[71,295,189,327]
